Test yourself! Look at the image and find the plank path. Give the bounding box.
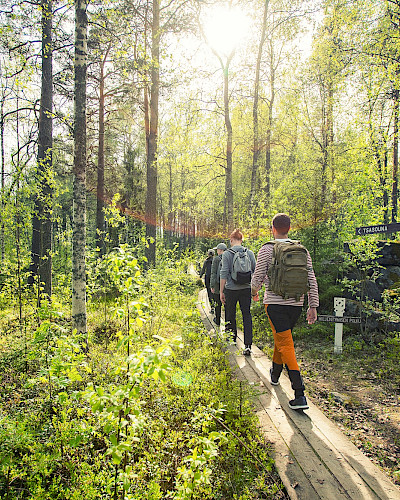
[197,288,400,500]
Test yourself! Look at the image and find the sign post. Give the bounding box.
[318,297,361,354]
[333,298,345,354]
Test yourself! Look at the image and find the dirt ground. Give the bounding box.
[295,341,400,487]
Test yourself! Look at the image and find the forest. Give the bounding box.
[0,0,400,498]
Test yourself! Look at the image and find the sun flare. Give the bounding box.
[203,4,251,56]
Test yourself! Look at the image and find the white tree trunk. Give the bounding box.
[72,0,87,338]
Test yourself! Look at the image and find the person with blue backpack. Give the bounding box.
[220,229,256,356]
[210,243,227,326]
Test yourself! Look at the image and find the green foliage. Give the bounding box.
[0,251,284,499]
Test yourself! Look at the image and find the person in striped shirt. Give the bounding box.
[251,213,319,411]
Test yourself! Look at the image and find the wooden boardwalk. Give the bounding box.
[197,289,400,500]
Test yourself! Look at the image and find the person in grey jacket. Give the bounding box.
[220,229,256,356]
[210,242,227,326]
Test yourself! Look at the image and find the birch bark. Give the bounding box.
[72,0,87,337]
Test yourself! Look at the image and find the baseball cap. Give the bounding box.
[214,243,227,250]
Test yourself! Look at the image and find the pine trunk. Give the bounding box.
[392,90,399,223]
[1,94,4,262]
[224,59,233,230]
[265,42,275,202]
[96,49,108,256]
[145,0,159,267]
[251,0,269,208]
[30,0,53,297]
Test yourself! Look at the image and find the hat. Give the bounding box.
[214,243,227,251]
[208,249,215,256]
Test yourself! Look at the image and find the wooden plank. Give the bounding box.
[228,349,321,499]
[241,337,400,499]
[235,355,352,499]
[198,293,400,500]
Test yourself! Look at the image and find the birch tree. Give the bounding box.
[72,0,87,338]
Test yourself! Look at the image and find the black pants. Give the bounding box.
[205,275,214,305]
[266,304,305,397]
[224,288,253,346]
[213,293,222,325]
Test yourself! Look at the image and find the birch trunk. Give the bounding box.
[72,0,87,338]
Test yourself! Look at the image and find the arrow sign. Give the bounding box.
[355,222,400,236]
[318,315,361,324]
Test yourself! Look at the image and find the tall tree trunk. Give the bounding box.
[265,39,275,202]
[1,88,5,263]
[392,89,399,222]
[72,0,87,338]
[145,0,159,267]
[96,47,110,256]
[30,0,53,298]
[320,78,333,205]
[251,0,269,209]
[223,56,234,230]
[383,153,389,223]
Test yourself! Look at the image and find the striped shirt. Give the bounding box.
[251,239,319,308]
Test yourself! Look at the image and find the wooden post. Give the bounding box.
[334,297,345,354]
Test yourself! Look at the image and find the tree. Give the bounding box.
[144,0,160,267]
[30,0,53,299]
[72,0,88,339]
[250,0,269,209]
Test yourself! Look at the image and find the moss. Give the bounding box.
[389,273,400,282]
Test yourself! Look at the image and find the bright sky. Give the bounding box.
[202,3,252,57]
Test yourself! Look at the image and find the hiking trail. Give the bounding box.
[197,288,400,500]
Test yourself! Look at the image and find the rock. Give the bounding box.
[377,241,400,266]
[377,266,400,289]
[331,392,345,404]
[364,280,383,302]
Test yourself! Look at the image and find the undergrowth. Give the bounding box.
[0,247,286,499]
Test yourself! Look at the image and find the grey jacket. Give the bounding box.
[210,254,222,293]
[220,245,256,290]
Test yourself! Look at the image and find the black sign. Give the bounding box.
[355,222,400,236]
[318,315,361,324]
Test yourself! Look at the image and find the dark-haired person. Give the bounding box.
[251,213,319,410]
[220,229,256,356]
[210,243,227,326]
[200,249,215,312]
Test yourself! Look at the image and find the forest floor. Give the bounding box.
[294,337,400,487]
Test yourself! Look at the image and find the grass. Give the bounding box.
[0,254,287,500]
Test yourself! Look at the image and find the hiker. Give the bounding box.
[251,213,319,411]
[200,249,215,311]
[220,229,256,356]
[210,242,227,326]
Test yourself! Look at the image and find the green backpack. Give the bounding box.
[266,240,310,301]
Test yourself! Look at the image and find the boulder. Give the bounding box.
[376,240,400,266]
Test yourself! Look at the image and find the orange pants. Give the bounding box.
[265,305,300,371]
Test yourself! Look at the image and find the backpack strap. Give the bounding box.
[262,239,300,247]
[262,240,276,247]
